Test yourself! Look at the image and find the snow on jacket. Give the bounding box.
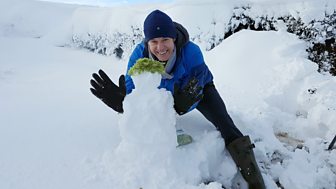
[125,22,214,110]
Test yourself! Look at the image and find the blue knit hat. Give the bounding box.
[144,10,177,41]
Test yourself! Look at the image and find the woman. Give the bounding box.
[90,9,266,189]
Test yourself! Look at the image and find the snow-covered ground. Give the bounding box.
[0,0,335,189]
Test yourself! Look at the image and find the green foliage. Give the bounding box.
[128,58,165,76]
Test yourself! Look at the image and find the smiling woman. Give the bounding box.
[38,0,172,6]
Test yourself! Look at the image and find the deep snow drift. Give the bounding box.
[0,0,335,189]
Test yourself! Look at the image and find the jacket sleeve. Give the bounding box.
[183,43,213,89]
[125,43,145,94]
[182,43,214,111]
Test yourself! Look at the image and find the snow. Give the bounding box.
[0,0,336,189]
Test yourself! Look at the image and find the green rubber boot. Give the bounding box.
[176,129,193,147]
[226,136,266,189]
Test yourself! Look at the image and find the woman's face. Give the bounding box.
[148,37,175,61]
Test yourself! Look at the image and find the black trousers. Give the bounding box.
[196,82,243,145]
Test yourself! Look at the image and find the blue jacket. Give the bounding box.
[125,22,213,111]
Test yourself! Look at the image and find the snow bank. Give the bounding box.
[0,0,77,38]
[206,29,336,141]
[206,29,336,189]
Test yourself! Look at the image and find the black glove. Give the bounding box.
[90,69,126,113]
[173,77,204,115]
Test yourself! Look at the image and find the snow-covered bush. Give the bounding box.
[278,11,336,75]
[307,38,335,75]
[72,26,143,59]
[223,8,336,76]
[224,6,277,40]
[69,5,335,76]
